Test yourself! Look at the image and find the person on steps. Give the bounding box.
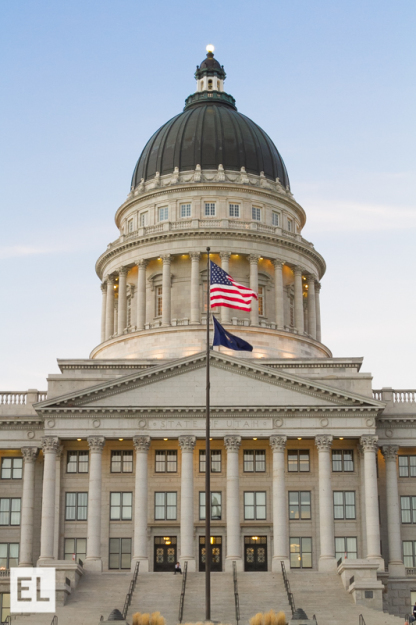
[174,562,182,574]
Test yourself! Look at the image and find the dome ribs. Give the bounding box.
[221,106,242,172]
[237,112,264,176]
[193,102,206,170]
[174,109,194,173]
[179,107,200,172]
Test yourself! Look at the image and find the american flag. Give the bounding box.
[210,261,257,312]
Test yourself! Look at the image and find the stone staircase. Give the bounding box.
[127,572,184,624]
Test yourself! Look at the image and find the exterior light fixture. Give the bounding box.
[253,437,258,440]
[339,437,344,440]
[119,438,124,441]
[77,438,82,441]
[252,536,259,541]
[297,437,302,440]
[206,44,215,53]
[210,537,214,544]
[164,438,168,441]
[210,438,213,441]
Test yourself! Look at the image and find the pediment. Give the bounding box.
[35,352,383,413]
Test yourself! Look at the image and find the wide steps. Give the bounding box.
[128,572,183,625]
[237,572,291,623]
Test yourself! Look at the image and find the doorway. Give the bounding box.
[154,536,177,572]
[244,536,267,571]
[199,536,222,572]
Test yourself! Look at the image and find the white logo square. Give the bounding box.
[11,567,56,614]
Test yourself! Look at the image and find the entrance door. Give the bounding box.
[244,536,267,572]
[199,536,222,572]
[154,536,177,572]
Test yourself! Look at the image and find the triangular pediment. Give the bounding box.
[35,352,383,414]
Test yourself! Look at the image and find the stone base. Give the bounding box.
[131,558,149,573]
[83,558,103,572]
[318,556,337,572]
[180,557,196,572]
[272,556,290,572]
[225,557,243,572]
[36,560,83,607]
[387,562,406,578]
[338,559,384,611]
[367,555,385,572]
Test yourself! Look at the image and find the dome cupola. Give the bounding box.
[195,45,226,92]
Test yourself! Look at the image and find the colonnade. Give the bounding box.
[16,435,407,574]
[100,253,322,342]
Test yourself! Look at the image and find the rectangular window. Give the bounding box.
[199,492,222,520]
[229,203,240,218]
[159,206,168,222]
[289,492,311,520]
[64,538,86,563]
[199,450,222,473]
[0,499,21,526]
[243,450,266,472]
[0,593,10,625]
[399,456,416,478]
[287,450,310,472]
[65,492,88,521]
[403,541,416,568]
[332,450,354,472]
[252,206,261,221]
[110,492,133,521]
[66,451,89,474]
[204,202,216,217]
[111,450,133,473]
[154,492,177,520]
[272,212,279,226]
[290,537,312,569]
[334,491,356,520]
[109,538,131,570]
[156,285,163,317]
[140,212,148,227]
[258,286,264,316]
[287,219,293,232]
[127,219,134,233]
[180,203,191,218]
[335,537,357,561]
[400,496,416,524]
[155,450,177,473]
[0,543,19,569]
[244,491,266,520]
[1,457,23,480]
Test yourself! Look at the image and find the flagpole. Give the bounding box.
[205,246,211,622]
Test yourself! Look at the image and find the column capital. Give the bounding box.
[382,445,399,460]
[307,273,317,284]
[360,435,379,453]
[178,435,196,451]
[269,435,287,451]
[294,265,304,277]
[118,266,128,277]
[273,258,285,268]
[189,251,200,261]
[106,274,115,286]
[21,447,39,463]
[220,252,231,261]
[56,445,64,460]
[315,435,333,452]
[87,436,105,453]
[162,254,171,264]
[136,258,148,268]
[41,437,60,454]
[133,435,151,452]
[224,435,242,451]
[249,254,260,264]
[315,281,321,292]
[101,282,107,292]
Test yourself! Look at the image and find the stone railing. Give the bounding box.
[0,391,47,405]
[373,389,416,403]
[0,570,10,578]
[406,568,416,576]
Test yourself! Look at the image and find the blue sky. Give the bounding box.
[1,0,415,389]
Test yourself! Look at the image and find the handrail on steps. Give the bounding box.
[122,561,140,620]
[358,615,366,625]
[280,561,296,616]
[178,561,188,623]
[232,561,240,625]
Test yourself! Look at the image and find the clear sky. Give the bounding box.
[1,0,415,390]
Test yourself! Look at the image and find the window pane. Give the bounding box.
[346,537,357,557]
[110,492,121,520]
[256,492,266,520]
[122,493,132,520]
[64,539,75,558]
[410,456,416,477]
[67,452,78,473]
[109,553,120,569]
[166,451,177,473]
[288,452,298,472]
[399,456,409,477]
[66,493,76,520]
[122,451,133,473]
[244,492,255,520]
[212,493,221,520]
[0,544,7,569]
[299,451,310,472]
[199,492,206,520]
[290,538,300,568]
[1,458,12,479]
[272,212,279,226]
[345,492,355,519]
[334,492,344,519]
[78,452,89,473]
[255,451,266,472]
[244,451,254,472]
[155,451,166,472]
[300,492,311,519]
[401,497,411,523]
[166,492,177,520]
[10,499,21,526]
[335,537,345,555]
[332,451,342,472]
[289,492,299,520]
[199,450,206,473]
[211,450,221,473]
[111,451,122,473]
[12,458,23,479]
[302,552,312,568]
[344,451,354,472]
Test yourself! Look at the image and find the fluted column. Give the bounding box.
[19,447,38,566]
[190,252,201,324]
[307,275,317,339]
[38,437,60,563]
[225,435,242,571]
[382,445,404,576]
[105,276,115,340]
[179,436,196,571]
[294,267,304,334]
[100,282,107,343]
[274,259,285,329]
[85,436,105,571]
[360,436,384,569]
[270,436,289,569]
[315,435,336,571]
[117,267,128,335]
[132,436,151,572]
[162,254,171,327]
[249,255,260,326]
[358,445,368,559]
[136,259,147,330]
[315,282,322,342]
[220,252,231,324]
[53,445,63,559]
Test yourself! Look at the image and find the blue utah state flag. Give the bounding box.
[212,315,253,352]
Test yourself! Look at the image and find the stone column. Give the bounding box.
[382,445,404,576]
[132,436,151,572]
[136,260,147,330]
[315,282,322,342]
[117,267,128,335]
[360,436,384,569]
[220,252,231,324]
[274,259,285,329]
[294,267,304,334]
[53,445,63,560]
[162,254,171,327]
[225,435,242,571]
[249,255,260,326]
[315,435,336,571]
[179,435,196,571]
[100,282,107,343]
[19,447,38,566]
[105,276,115,340]
[190,252,201,324]
[85,436,105,571]
[270,436,289,569]
[307,276,317,339]
[358,445,368,559]
[38,437,60,563]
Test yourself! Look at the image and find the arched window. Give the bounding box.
[208,79,213,91]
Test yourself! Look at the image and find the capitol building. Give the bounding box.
[0,49,415,624]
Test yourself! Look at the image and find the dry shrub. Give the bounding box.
[250,613,264,625]
[141,614,150,625]
[132,613,141,625]
[276,612,287,625]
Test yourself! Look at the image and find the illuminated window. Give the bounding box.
[156,286,163,317]
[252,207,261,221]
[258,286,264,316]
[290,537,312,569]
[180,203,191,218]
[229,203,240,217]
[204,203,216,217]
[159,206,168,221]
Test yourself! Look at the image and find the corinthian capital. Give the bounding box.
[137,259,148,268]
[189,251,200,261]
[178,435,196,451]
[382,445,399,461]
[360,435,378,454]
[118,266,128,277]
[162,254,171,265]
[220,252,231,261]
[133,435,151,452]
[273,258,285,269]
[269,435,287,452]
[41,437,60,454]
[249,254,260,265]
[87,436,105,453]
[294,266,304,277]
[224,435,241,451]
[315,435,333,452]
[21,447,39,463]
